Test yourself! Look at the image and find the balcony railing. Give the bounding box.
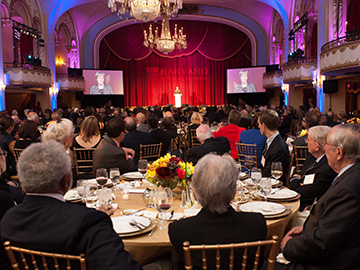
[321,30,360,52]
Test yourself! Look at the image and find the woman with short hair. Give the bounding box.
[13,120,40,150]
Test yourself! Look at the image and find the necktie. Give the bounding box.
[262,141,268,156]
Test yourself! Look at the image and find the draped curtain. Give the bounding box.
[100,21,252,106]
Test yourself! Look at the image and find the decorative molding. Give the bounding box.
[263,71,282,88]
[56,11,76,46]
[56,76,85,91]
[4,67,51,87]
[320,41,360,74]
[283,62,316,83]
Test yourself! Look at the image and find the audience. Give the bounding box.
[13,120,40,150]
[136,112,150,133]
[148,113,168,156]
[188,125,230,164]
[324,110,339,127]
[289,126,337,211]
[42,118,74,152]
[72,115,101,149]
[238,109,252,129]
[169,154,267,270]
[292,112,319,147]
[213,110,245,159]
[0,140,141,270]
[93,117,136,174]
[278,105,296,137]
[278,124,360,269]
[0,117,16,176]
[258,109,290,183]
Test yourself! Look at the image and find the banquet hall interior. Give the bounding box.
[0,0,359,114]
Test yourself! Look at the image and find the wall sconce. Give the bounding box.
[55,55,65,66]
[49,85,59,96]
[0,81,6,92]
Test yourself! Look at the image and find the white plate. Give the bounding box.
[86,178,112,186]
[267,189,298,200]
[122,172,144,179]
[111,216,151,234]
[64,190,80,201]
[239,202,286,216]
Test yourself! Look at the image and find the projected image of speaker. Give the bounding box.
[323,80,338,94]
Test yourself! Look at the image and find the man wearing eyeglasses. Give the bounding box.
[278,124,360,270]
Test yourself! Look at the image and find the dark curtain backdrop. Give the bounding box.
[20,34,34,64]
[99,20,252,106]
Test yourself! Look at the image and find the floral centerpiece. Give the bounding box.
[347,117,360,125]
[145,153,194,189]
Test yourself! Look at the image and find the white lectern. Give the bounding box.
[174,87,182,108]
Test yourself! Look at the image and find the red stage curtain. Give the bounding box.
[100,21,252,106]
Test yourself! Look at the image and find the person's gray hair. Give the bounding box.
[329,124,360,162]
[27,112,39,121]
[308,126,331,148]
[17,140,72,193]
[42,118,73,144]
[196,124,212,143]
[192,154,237,214]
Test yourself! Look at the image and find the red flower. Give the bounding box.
[156,167,172,179]
[176,168,185,179]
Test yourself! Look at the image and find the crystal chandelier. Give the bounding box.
[143,16,187,54]
[108,0,182,22]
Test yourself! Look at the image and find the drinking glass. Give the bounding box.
[244,156,254,174]
[271,162,283,181]
[109,168,120,190]
[251,168,262,187]
[142,188,155,208]
[138,159,148,178]
[98,188,112,206]
[259,177,272,201]
[154,187,173,230]
[77,180,87,203]
[96,168,108,188]
[85,183,98,207]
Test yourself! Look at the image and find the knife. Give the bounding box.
[125,207,146,216]
[169,210,174,220]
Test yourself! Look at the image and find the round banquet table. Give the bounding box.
[111,189,300,266]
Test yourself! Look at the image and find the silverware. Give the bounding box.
[125,207,146,216]
[169,210,174,220]
[129,219,146,230]
[270,187,285,195]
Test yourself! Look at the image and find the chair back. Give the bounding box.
[189,129,201,148]
[140,143,162,160]
[73,148,95,179]
[293,145,308,174]
[183,235,279,270]
[4,241,86,270]
[236,143,257,168]
[170,136,179,152]
[13,148,24,163]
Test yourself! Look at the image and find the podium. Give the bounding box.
[174,87,182,108]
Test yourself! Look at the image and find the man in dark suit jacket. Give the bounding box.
[258,109,289,184]
[278,106,296,137]
[238,110,252,129]
[292,112,319,147]
[93,117,136,175]
[278,124,360,270]
[1,140,141,270]
[136,112,150,133]
[169,154,267,270]
[188,124,230,164]
[289,126,337,211]
[121,117,152,165]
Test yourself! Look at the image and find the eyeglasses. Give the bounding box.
[0,151,7,157]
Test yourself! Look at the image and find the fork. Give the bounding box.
[129,219,145,230]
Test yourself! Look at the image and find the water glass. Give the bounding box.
[138,159,148,178]
[251,168,262,186]
[142,188,155,207]
[98,188,112,206]
[259,177,272,201]
[109,168,120,190]
[244,156,254,174]
[85,183,98,207]
[271,162,283,180]
[77,180,87,203]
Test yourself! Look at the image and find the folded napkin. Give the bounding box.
[143,210,158,219]
[184,208,201,217]
[86,203,118,209]
[128,188,146,194]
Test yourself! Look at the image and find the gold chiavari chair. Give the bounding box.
[73,148,95,179]
[189,129,201,148]
[293,145,308,174]
[12,148,24,164]
[236,142,258,168]
[183,235,279,270]
[4,241,87,270]
[170,136,179,152]
[140,143,162,160]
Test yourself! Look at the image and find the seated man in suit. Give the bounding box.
[93,117,136,174]
[278,124,360,270]
[169,154,267,270]
[1,140,141,270]
[121,117,152,165]
[238,109,252,129]
[136,112,150,133]
[188,124,230,164]
[258,109,290,184]
[289,126,337,211]
[292,112,319,147]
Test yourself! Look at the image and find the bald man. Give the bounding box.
[188,125,230,164]
[135,112,149,133]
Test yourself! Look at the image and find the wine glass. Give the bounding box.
[138,159,148,178]
[142,188,155,208]
[77,180,87,203]
[244,156,254,175]
[96,168,108,188]
[271,162,283,182]
[259,177,272,201]
[109,168,120,191]
[154,188,173,230]
[85,183,98,207]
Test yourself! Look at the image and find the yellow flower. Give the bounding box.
[160,162,167,167]
[148,170,156,178]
